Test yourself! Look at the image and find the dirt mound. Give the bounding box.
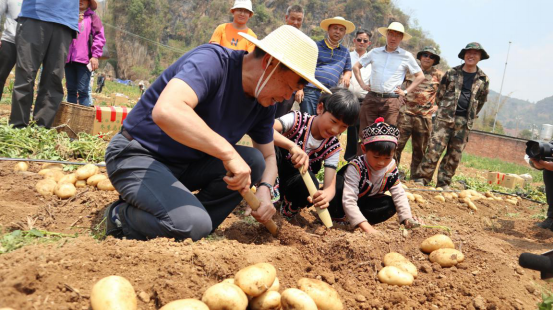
[0,160,551,310]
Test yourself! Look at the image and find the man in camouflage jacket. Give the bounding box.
[412,42,490,188]
[395,46,443,179]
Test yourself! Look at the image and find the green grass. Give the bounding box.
[461,152,543,183]
[0,228,76,254]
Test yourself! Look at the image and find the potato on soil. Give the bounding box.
[75,180,87,188]
[160,299,209,310]
[76,163,99,180]
[382,252,417,278]
[90,275,137,310]
[458,190,470,199]
[434,195,445,202]
[420,234,454,253]
[87,174,108,186]
[14,162,28,172]
[377,266,414,286]
[36,179,57,196]
[54,183,76,199]
[58,173,77,185]
[221,278,235,284]
[201,282,248,310]
[97,179,115,191]
[43,169,65,182]
[467,201,478,210]
[234,263,276,297]
[268,277,280,292]
[250,291,281,310]
[413,194,425,203]
[405,192,415,201]
[451,192,459,199]
[298,278,343,310]
[429,248,465,267]
[280,288,318,310]
[42,163,63,170]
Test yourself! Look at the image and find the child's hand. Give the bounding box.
[403,217,423,229]
[364,227,380,235]
[307,190,330,209]
[289,145,309,174]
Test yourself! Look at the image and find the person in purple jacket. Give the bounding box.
[65,0,105,107]
[10,0,78,128]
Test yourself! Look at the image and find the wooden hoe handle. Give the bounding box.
[299,169,333,228]
[241,189,279,236]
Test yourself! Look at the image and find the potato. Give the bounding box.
[14,162,29,172]
[42,163,63,170]
[54,183,76,199]
[414,194,425,203]
[467,201,478,210]
[58,173,77,185]
[87,174,108,186]
[97,179,116,191]
[451,192,459,199]
[458,190,470,199]
[298,278,342,310]
[160,299,209,310]
[434,195,445,202]
[377,266,414,286]
[201,282,248,310]
[221,278,235,284]
[484,191,494,198]
[429,187,436,190]
[443,193,453,200]
[429,248,465,267]
[268,277,280,292]
[75,180,87,188]
[435,187,443,191]
[234,263,276,297]
[494,197,503,201]
[43,169,65,182]
[76,163,99,180]
[420,234,454,253]
[36,179,57,196]
[468,190,480,197]
[405,192,415,201]
[250,291,281,310]
[506,198,518,205]
[90,275,137,310]
[382,252,417,278]
[280,288,318,310]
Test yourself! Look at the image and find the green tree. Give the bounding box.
[519,129,532,139]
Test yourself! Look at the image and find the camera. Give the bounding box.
[526,140,553,161]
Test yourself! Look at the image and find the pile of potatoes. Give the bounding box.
[33,163,115,199]
[421,234,465,268]
[378,252,417,286]
[89,262,343,310]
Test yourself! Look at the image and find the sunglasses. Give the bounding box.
[356,38,370,43]
[421,53,438,60]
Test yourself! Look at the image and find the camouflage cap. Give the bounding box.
[458,42,490,60]
[416,46,440,65]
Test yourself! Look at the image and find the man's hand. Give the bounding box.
[295,89,304,103]
[223,155,251,194]
[342,77,351,88]
[361,83,371,92]
[531,159,553,171]
[90,57,99,71]
[250,186,276,223]
[307,189,331,210]
[289,145,309,174]
[425,105,439,116]
[394,86,407,96]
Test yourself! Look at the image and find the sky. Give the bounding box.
[393,0,553,103]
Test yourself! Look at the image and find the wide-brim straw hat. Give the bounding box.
[320,16,355,34]
[89,0,98,10]
[377,22,412,41]
[239,25,331,94]
[230,0,254,14]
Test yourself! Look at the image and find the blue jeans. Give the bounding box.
[65,62,92,106]
[299,87,321,116]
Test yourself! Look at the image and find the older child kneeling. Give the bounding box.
[328,118,420,234]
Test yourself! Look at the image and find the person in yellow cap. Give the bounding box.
[297,16,355,116]
[209,0,257,52]
[102,25,330,242]
[352,22,424,133]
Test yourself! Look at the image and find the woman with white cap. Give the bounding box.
[103,25,330,242]
[209,0,257,53]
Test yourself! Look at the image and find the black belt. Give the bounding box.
[369,91,399,98]
[120,128,133,141]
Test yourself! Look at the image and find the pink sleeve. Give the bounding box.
[90,14,106,59]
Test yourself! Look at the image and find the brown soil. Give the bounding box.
[0,160,552,310]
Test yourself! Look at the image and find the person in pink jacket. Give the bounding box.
[65,0,105,107]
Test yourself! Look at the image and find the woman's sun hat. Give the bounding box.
[320,16,355,34]
[239,25,331,94]
[377,22,412,41]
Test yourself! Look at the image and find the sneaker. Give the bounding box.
[103,200,125,238]
[537,217,553,229]
[412,179,425,187]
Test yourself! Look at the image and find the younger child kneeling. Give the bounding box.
[328,118,420,234]
[274,87,359,219]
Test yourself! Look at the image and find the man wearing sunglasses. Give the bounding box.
[344,29,372,160]
[395,46,443,179]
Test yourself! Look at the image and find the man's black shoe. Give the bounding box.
[103,200,125,239]
[537,217,553,229]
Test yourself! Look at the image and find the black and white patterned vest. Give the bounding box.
[343,155,400,197]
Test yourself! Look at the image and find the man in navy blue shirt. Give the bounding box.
[10,0,78,128]
[298,16,354,116]
[104,25,330,241]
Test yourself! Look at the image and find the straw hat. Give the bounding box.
[230,0,253,14]
[377,22,412,41]
[239,25,331,94]
[320,16,355,34]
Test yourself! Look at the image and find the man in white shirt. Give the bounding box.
[353,22,424,132]
[344,28,371,160]
[0,0,22,102]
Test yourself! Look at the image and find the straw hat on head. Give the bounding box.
[239,25,331,94]
[377,22,412,41]
[230,0,254,14]
[320,16,355,34]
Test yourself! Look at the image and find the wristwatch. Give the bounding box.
[257,182,275,198]
[403,90,409,96]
